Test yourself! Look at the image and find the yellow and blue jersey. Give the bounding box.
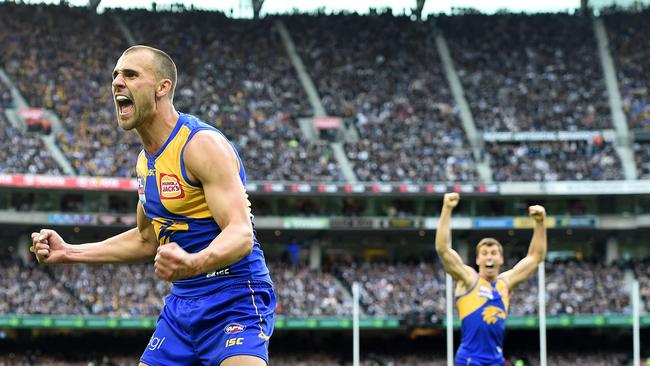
[455,276,510,366]
[135,113,271,297]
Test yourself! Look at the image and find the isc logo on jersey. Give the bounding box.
[159,173,185,199]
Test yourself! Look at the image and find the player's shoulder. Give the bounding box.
[455,267,479,296]
[135,149,147,169]
[186,129,231,152]
[179,113,228,142]
[463,265,479,281]
[183,128,239,178]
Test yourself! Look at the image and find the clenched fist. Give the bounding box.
[30,229,68,264]
[443,193,460,209]
[528,205,546,222]
[154,242,199,282]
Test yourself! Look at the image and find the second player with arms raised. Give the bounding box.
[436,193,547,366]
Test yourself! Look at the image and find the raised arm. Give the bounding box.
[153,130,254,281]
[501,205,547,289]
[31,202,159,264]
[435,193,477,289]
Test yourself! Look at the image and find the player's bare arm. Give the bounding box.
[30,202,158,264]
[435,193,477,292]
[501,205,548,289]
[153,130,254,282]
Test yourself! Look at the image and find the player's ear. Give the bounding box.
[156,78,172,98]
[475,256,480,266]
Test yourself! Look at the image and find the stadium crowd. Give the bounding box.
[0,260,85,315]
[269,262,353,317]
[287,15,478,183]
[0,257,638,317]
[0,81,62,175]
[336,261,446,316]
[634,259,650,313]
[605,9,650,130]
[0,3,138,177]
[49,264,170,317]
[510,259,630,315]
[0,3,342,182]
[2,4,647,182]
[440,14,611,132]
[634,142,650,179]
[487,140,624,181]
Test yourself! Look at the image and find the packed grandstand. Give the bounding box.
[1,3,648,182]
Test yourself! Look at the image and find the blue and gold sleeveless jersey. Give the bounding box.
[135,113,271,297]
[455,276,509,366]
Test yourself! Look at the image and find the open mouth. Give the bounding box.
[485,262,495,269]
[115,95,134,117]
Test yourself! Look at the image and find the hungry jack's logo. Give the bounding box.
[159,173,185,199]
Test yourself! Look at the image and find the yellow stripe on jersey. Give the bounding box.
[496,279,510,310]
[135,124,214,219]
[457,279,489,320]
[456,277,510,320]
[152,218,189,245]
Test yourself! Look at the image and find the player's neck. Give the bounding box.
[138,107,180,156]
[479,271,499,283]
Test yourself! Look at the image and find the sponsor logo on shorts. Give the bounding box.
[159,173,185,199]
[224,323,246,334]
[147,336,165,351]
[225,338,244,347]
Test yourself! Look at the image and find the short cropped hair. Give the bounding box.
[476,238,503,256]
[124,45,177,100]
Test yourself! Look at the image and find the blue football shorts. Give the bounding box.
[140,281,275,366]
